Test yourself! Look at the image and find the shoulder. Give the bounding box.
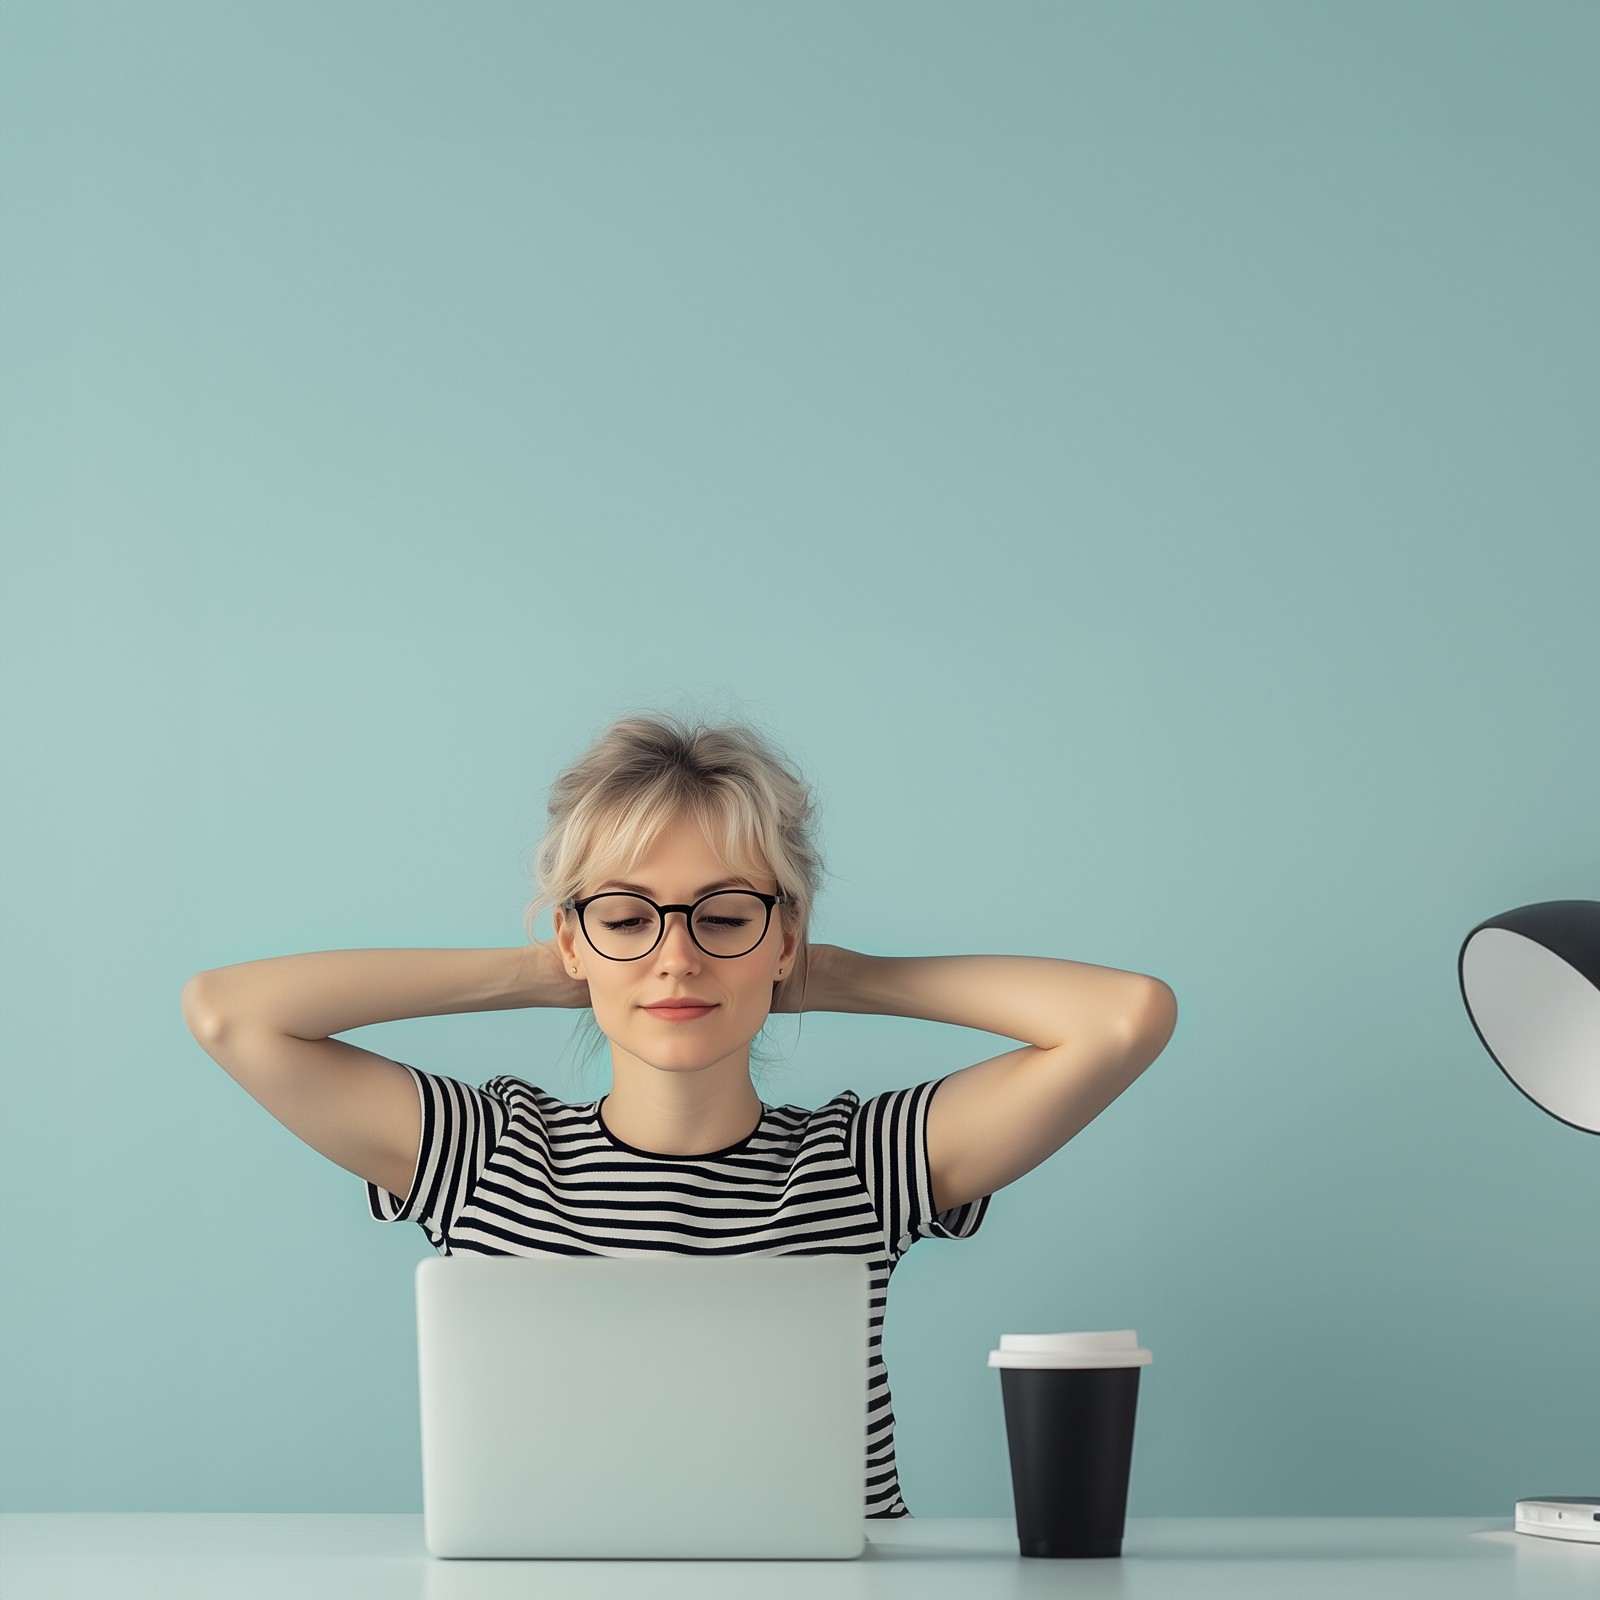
[482,1073,541,1099]
[790,1088,861,1127]
[757,1090,861,1147]
[478,1076,600,1142]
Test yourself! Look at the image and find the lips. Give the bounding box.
[643,1000,716,1011]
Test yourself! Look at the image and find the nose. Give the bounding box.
[656,909,703,960]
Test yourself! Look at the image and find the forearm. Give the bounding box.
[809,946,1167,1050]
[183,942,575,1040]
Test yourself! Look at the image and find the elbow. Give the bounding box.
[1131,981,1178,1051]
[181,974,222,1038]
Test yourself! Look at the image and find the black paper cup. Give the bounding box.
[988,1331,1152,1558]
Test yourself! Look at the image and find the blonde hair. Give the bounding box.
[521,700,830,1090]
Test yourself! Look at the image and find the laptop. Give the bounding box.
[414,1255,871,1559]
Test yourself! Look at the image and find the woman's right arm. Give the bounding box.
[180,943,587,1201]
[182,942,586,1040]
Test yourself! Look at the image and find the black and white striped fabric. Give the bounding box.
[365,1064,991,1519]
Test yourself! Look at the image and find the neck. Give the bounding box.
[600,1048,762,1155]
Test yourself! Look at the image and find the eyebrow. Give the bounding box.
[594,876,756,898]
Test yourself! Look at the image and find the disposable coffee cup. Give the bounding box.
[987,1330,1152,1558]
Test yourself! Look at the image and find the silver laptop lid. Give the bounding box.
[415,1255,870,1559]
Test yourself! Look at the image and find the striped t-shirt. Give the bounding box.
[365,1064,992,1519]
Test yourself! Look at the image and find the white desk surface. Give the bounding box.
[1,1514,1594,1599]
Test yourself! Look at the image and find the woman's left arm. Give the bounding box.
[797,943,1171,1048]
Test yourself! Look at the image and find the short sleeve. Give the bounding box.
[364,1063,510,1251]
[845,1074,992,1260]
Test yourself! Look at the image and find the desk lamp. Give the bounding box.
[1458,897,1599,1546]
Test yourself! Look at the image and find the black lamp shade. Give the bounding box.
[1459,899,1600,1136]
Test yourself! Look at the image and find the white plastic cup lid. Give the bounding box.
[987,1329,1152,1369]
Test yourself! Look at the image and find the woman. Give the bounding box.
[183,708,1176,1518]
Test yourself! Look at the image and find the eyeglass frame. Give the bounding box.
[560,889,791,961]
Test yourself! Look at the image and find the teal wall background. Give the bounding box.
[2,1,1595,1516]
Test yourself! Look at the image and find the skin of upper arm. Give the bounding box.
[925,984,1177,1212]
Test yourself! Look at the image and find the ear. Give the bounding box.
[778,919,800,975]
[553,907,580,973]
